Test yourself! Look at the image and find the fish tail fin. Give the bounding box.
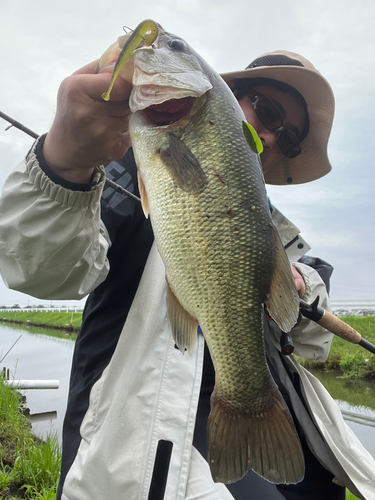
[208,388,305,485]
[266,224,299,332]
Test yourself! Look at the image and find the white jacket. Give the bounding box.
[0,142,374,499]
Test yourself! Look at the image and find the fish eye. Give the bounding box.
[168,38,187,51]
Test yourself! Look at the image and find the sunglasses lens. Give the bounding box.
[278,131,301,159]
[255,98,283,131]
[248,92,302,159]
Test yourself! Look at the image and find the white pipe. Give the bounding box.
[6,380,59,389]
[30,411,57,423]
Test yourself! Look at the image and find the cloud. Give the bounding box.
[0,0,374,304]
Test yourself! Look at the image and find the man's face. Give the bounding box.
[238,86,307,174]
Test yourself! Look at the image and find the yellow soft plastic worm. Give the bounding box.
[102,19,159,101]
[242,121,264,154]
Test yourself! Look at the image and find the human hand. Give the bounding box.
[291,265,306,297]
[43,60,132,184]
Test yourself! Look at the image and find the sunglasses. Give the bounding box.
[247,92,302,159]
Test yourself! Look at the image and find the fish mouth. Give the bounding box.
[143,97,196,126]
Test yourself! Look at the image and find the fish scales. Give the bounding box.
[140,89,275,405]
[98,21,304,486]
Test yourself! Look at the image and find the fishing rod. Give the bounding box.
[0,111,141,205]
[279,297,375,356]
[299,296,375,355]
[2,112,374,356]
[0,111,39,139]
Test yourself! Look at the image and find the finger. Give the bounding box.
[99,115,130,135]
[100,74,133,102]
[96,99,131,118]
[90,129,132,164]
[74,72,132,102]
[72,60,99,76]
[291,266,306,296]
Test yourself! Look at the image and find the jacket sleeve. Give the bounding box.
[0,139,110,300]
[268,261,334,362]
[269,206,334,362]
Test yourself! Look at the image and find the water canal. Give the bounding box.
[1,322,375,458]
[1,322,75,443]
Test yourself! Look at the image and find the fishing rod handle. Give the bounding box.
[318,310,362,344]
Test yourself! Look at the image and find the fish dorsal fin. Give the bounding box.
[160,134,208,194]
[137,171,150,219]
[266,224,299,332]
[166,279,198,355]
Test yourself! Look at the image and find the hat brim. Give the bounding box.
[220,65,335,185]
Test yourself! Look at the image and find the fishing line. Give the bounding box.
[0,335,22,364]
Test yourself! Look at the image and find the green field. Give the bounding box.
[297,316,375,379]
[1,312,374,379]
[0,311,82,332]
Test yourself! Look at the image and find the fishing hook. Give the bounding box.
[102,19,159,101]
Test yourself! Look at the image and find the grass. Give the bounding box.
[0,372,361,499]
[0,376,61,499]
[2,313,374,378]
[346,492,361,500]
[0,311,82,333]
[297,316,373,500]
[296,316,375,379]
[0,314,371,499]
[0,370,361,500]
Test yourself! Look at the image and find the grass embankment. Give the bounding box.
[0,317,366,500]
[1,311,82,333]
[0,377,61,499]
[0,377,361,500]
[1,313,374,378]
[297,316,375,379]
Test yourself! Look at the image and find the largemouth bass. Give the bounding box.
[98,21,304,485]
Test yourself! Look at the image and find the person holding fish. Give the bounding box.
[0,20,374,500]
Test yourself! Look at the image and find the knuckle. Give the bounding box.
[73,107,94,127]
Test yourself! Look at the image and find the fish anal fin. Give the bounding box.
[166,280,198,355]
[266,224,299,332]
[160,134,208,194]
[137,171,150,219]
[208,387,305,485]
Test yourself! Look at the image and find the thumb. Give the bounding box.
[72,60,99,75]
[71,71,132,103]
[72,60,132,102]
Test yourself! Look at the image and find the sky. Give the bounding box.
[0,0,374,308]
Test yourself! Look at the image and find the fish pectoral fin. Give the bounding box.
[266,224,299,332]
[208,386,305,485]
[166,279,198,355]
[160,134,208,194]
[137,171,150,218]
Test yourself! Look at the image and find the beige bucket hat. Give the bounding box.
[220,51,335,185]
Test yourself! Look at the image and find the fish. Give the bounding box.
[97,20,304,485]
